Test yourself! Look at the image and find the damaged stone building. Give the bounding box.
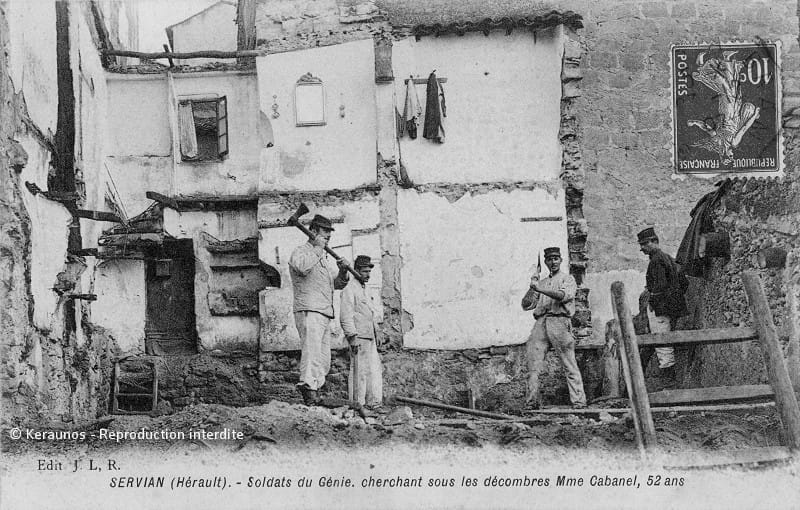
[2,0,799,425]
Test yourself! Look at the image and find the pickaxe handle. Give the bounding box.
[350,341,361,404]
[287,210,364,283]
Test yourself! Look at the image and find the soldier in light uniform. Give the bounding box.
[522,247,587,409]
[340,255,383,408]
[289,214,349,405]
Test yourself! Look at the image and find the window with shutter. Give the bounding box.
[178,96,229,161]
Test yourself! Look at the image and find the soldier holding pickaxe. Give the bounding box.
[287,208,355,405]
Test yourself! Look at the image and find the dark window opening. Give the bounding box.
[179,97,228,162]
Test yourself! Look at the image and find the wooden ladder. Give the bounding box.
[112,358,159,415]
[610,271,800,457]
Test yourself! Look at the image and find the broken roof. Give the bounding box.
[376,0,583,33]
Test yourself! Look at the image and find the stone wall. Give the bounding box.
[690,1,800,388]
[694,179,800,387]
[553,0,799,386]
[543,0,798,344]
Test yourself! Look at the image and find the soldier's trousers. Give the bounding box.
[526,316,587,406]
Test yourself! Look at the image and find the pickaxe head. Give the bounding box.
[288,203,310,226]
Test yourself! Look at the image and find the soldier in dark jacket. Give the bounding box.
[637,227,688,388]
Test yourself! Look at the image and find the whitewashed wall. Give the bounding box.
[169,2,237,65]
[256,39,378,191]
[392,29,564,184]
[92,260,146,352]
[105,73,262,217]
[398,188,568,349]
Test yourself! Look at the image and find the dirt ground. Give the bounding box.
[2,399,785,457]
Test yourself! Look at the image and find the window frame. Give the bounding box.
[177,95,229,162]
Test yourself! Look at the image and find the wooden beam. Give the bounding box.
[102,49,265,60]
[236,0,257,64]
[145,191,180,211]
[638,327,758,347]
[648,384,774,406]
[396,396,516,420]
[520,401,776,416]
[520,216,563,222]
[611,281,658,454]
[162,44,174,67]
[24,181,80,202]
[99,232,164,246]
[742,271,800,450]
[67,293,98,301]
[404,78,448,84]
[74,210,122,222]
[71,248,99,257]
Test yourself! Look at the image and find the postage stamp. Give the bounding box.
[671,42,782,175]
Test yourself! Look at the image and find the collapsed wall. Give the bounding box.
[0,1,130,426]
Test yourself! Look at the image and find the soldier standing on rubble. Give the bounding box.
[637,227,688,389]
[289,214,350,405]
[340,255,384,409]
[522,247,587,409]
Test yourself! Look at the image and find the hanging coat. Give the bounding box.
[423,71,446,143]
[675,180,731,277]
[402,78,421,139]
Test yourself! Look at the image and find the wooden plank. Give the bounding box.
[611,281,658,454]
[648,384,774,406]
[663,446,794,470]
[520,401,775,416]
[742,271,800,450]
[74,209,122,222]
[638,327,758,347]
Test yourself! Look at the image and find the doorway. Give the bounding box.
[145,239,197,355]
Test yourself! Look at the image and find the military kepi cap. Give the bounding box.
[354,255,375,268]
[637,227,658,243]
[543,247,561,259]
[309,214,334,231]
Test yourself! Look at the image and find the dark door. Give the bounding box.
[145,239,197,355]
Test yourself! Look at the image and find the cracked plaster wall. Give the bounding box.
[1,1,125,425]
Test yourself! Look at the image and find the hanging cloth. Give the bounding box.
[178,101,198,159]
[423,71,446,143]
[675,180,731,277]
[402,78,421,139]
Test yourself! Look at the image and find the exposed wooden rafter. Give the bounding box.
[102,49,265,60]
